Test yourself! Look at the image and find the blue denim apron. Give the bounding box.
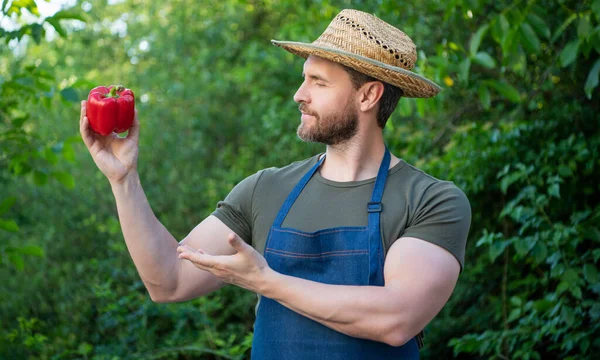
[251,149,420,359]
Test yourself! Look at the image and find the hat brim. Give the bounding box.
[271,40,441,98]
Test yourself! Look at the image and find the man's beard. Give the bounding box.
[296,102,359,145]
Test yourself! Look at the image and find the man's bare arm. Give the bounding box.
[111,172,238,302]
[179,235,460,346]
[260,237,460,346]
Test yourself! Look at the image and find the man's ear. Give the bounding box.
[358,81,385,112]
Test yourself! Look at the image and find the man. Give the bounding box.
[80,9,470,360]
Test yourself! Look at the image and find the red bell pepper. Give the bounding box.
[87,85,135,136]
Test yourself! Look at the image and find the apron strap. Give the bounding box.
[367,148,390,285]
[273,148,390,229]
[369,148,391,206]
[272,155,325,228]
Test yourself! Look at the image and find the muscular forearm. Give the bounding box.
[261,271,414,346]
[110,171,181,300]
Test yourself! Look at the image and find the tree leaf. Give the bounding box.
[594,0,600,19]
[514,236,537,256]
[0,218,19,232]
[0,196,17,216]
[507,308,522,323]
[484,80,521,103]
[18,245,44,257]
[527,13,551,39]
[560,40,580,67]
[50,9,86,22]
[473,52,496,69]
[556,281,570,295]
[459,58,471,84]
[570,286,582,299]
[8,254,24,271]
[578,16,592,40]
[52,171,75,189]
[34,170,48,186]
[489,240,508,262]
[492,14,510,44]
[531,240,548,264]
[548,183,560,198]
[584,58,600,99]
[590,303,600,320]
[520,23,541,54]
[46,18,66,37]
[558,165,573,177]
[478,85,491,110]
[552,14,578,43]
[60,87,80,102]
[470,24,489,57]
[583,264,599,284]
[30,23,43,44]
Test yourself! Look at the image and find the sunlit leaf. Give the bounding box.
[8,254,24,271]
[18,245,44,257]
[34,170,48,185]
[583,264,599,284]
[46,18,66,37]
[50,9,85,22]
[489,240,508,262]
[594,0,600,18]
[520,23,541,54]
[473,52,496,69]
[0,218,19,232]
[30,23,43,44]
[0,196,17,216]
[52,171,75,189]
[527,13,551,39]
[578,16,592,40]
[478,85,491,110]
[60,87,80,102]
[560,40,580,68]
[459,58,471,83]
[584,58,600,99]
[484,80,521,103]
[470,24,489,57]
[552,14,577,43]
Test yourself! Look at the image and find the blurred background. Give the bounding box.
[1,0,598,359]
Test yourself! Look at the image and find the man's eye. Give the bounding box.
[316,83,326,87]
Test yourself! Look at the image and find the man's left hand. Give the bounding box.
[177,233,272,294]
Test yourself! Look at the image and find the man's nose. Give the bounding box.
[293,81,309,104]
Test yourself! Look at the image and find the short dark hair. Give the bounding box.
[342,65,403,128]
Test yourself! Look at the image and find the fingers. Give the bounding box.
[177,245,220,269]
[80,101,94,149]
[126,108,140,143]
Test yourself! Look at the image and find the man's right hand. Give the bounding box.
[79,100,140,185]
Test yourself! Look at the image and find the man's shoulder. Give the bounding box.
[391,159,469,203]
[258,154,321,183]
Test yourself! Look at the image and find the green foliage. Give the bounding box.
[1,0,598,359]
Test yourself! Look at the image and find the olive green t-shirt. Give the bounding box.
[212,154,471,269]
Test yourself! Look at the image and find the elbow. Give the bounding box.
[145,283,181,303]
[149,292,171,303]
[148,289,173,303]
[380,321,413,347]
[382,331,411,347]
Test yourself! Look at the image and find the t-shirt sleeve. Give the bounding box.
[211,170,264,245]
[401,182,471,270]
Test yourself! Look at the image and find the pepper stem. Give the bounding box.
[105,85,122,98]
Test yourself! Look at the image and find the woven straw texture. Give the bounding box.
[272,9,441,98]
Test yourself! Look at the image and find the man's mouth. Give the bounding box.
[298,104,316,117]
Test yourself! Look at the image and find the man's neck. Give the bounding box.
[319,131,399,182]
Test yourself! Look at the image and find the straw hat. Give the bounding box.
[272,9,441,98]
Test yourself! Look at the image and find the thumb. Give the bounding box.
[228,233,248,252]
